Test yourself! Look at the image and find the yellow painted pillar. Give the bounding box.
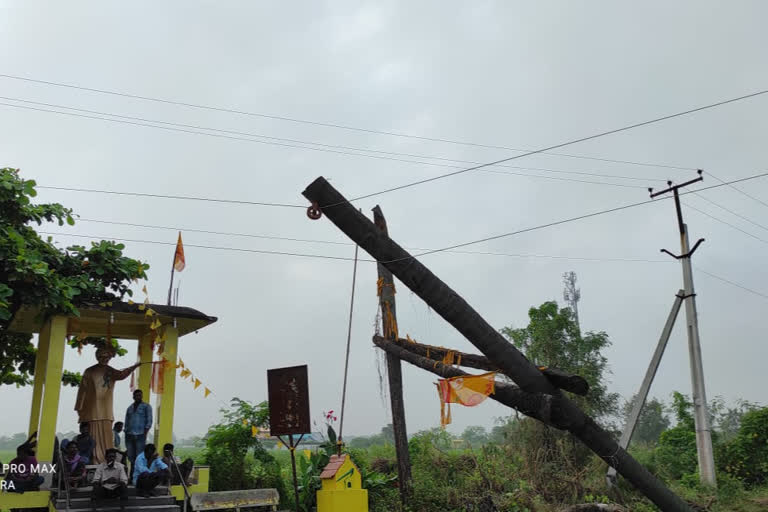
[154,326,178,449]
[136,333,153,398]
[28,324,51,437]
[36,316,67,463]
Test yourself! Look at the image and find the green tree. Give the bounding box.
[621,395,671,445]
[203,398,285,496]
[380,423,394,444]
[0,168,148,386]
[460,425,489,446]
[655,392,698,479]
[500,301,619,418]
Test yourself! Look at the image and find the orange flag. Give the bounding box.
[173,232,185,272]
[436,372,496,427]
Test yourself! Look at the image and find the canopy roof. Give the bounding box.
[9,301,217,339]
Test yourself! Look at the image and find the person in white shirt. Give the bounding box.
[92,448,128,503]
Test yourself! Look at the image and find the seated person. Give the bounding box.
[161,444,194,486]
[61,423,95,465]
[92,449,128,503]
[132,444,169,498]
[6,442,44,493]
[73,422,95,465]
[61,441,87,489]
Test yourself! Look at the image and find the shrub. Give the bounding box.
[718,407,768,486]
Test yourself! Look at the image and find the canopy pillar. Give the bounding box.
[36,316,67,462]
[28,325,51,437]
[154,325,178,449]
[137,332,153,398]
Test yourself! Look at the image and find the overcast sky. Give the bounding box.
[1,2,767,441]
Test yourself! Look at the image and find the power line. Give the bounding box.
[40,232,360,262]
[690,193,768,233]
[342,88,768,204]
[0,101,655,190]
[74,218,668,263]
[683,201,768,245]
[695,266,768,301]
[702,170,768,211]
[0,95,669,185]
[0,72,695,171]
[394,171,768,260]
[36,185,306,209]
[39,172,768,257]
[38,231,768,301]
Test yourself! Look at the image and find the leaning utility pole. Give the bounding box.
[303,176,692,512]
[649,169,716,487]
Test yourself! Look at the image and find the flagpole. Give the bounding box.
[167,259,175,306]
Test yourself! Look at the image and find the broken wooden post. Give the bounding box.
[372,205,412,508]
[303,177,692,512]
[373,336,562,427]
[378,336,589,395]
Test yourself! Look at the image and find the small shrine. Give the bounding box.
[317,454,368,512]
[0,301,216,511]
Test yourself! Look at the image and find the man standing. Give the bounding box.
[124,389,152,478]
[132,444,168,498]
[113,421,128,465]
[92,448,128,505]
[75,345,140,464]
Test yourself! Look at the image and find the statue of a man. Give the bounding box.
[75,345,140,464]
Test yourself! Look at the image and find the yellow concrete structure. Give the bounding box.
[317,454,368,512]
[0,302,216,512]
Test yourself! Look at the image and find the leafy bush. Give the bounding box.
[718,407,768,486]
[204,398,285,498]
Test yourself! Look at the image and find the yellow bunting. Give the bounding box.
[204,387,211,398]
[194,378,201,389]
[179,359,185,368]
[251,425,258,437]
[138,304,146,311]
[145,308,155,317]
[406,334,416,344]
[142,285,148,295]
[150,318,161,330]
[180,368,191,379]
[128,299,134,305]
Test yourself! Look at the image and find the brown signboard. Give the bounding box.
[267,365,310,436]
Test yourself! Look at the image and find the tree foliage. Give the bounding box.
[500,300,619,419]
[622,395,671,446]
[203,398,285,496]
[0,168,148,386]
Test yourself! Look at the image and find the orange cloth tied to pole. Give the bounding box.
[436,372,496,427]
[150,358,170,394]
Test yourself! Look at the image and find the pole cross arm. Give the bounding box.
[660,238,705,260]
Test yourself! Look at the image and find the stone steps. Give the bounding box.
[53,486,179,512]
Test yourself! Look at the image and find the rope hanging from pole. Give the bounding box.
[337,243,359,455]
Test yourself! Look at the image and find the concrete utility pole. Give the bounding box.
[607,290,684,486]
[649,170,716,487]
